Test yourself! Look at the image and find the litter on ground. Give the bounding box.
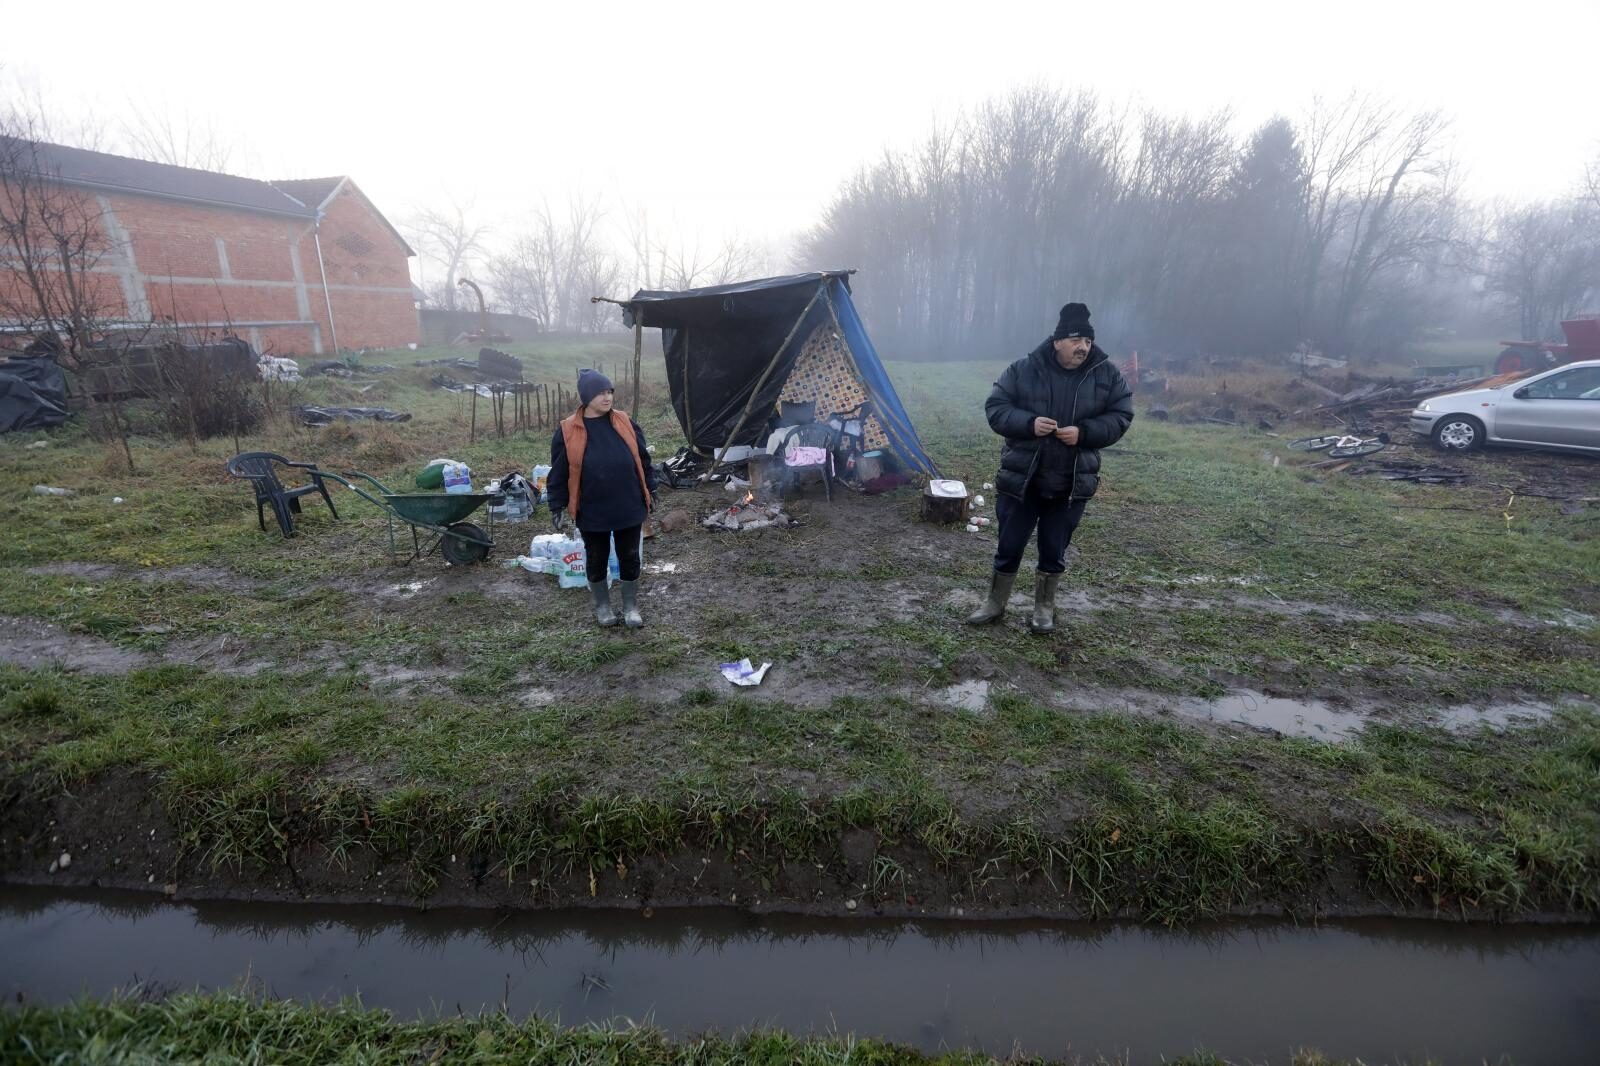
[720,658,772,687]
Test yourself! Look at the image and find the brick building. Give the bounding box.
[0,139,418,354]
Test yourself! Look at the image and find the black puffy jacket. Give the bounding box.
[984,340,1134,501]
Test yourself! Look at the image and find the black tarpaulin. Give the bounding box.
[625,272,850,455]
[0,355,69,434]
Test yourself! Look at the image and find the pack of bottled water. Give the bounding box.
[441,461,473,494]
[517,533,623,588]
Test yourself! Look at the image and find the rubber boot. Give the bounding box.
[1029,572,1063,634]
[588,580,619,627]
[964,570,1016,625]
[619,579,644,628]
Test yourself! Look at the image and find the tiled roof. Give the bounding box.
[2,137,313,218]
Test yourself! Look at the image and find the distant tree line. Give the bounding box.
[802,87,1600,361]
[408,198,779,334]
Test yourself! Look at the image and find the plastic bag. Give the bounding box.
[416,458,457,490]
[442,461,473,494]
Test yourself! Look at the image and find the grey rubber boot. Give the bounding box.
[588,580,619,627]
[964,570,1016,625]
[1029,572,1063,634]
[619,579,644,628]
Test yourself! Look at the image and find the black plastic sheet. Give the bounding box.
[0,355,69,434]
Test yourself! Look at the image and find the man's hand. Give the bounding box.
[1054,425,1081,445]
[551,509,570,533]
[1032,416,1059,437]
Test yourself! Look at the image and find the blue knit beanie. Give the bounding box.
[577,368,614,406]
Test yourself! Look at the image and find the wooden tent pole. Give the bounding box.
[631,319,642,414]
[710,280,828,466]
[682,326,694,452]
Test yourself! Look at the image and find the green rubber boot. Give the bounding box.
[619,579,644,628]
[964,570,1015,625]
[1029,572,1062,634]
[589,580,619,627]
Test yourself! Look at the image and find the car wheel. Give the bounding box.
[1432,415,1483,452]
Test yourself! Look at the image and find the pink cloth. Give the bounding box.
[785,446,829,467]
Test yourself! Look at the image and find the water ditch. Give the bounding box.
[3,887,1597,1062]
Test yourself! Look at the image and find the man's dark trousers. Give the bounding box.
[992,490,1087,575]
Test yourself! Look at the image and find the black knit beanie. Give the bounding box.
[1052,302,1094,341]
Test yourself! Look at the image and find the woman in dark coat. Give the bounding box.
[966,302,1134,633]
[548,369,658,627]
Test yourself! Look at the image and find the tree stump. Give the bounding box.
[920,488,969,524]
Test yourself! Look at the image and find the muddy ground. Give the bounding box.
[3,409,1597,920]
[6,471,1592,723]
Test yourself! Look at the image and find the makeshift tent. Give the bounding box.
[621,271,938,476]
[0,354,69,434]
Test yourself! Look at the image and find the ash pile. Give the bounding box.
[703,492,791,532]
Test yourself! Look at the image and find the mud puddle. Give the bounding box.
[0,616,149,674]
[1058,687,1567,742]
[936,680,992,713]
[1173,689,1368,740]
[3,887,1597,1062]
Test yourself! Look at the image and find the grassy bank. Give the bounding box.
[0,992,1403,1065]
[2,338,1597,921]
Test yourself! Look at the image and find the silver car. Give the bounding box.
[1409,359,1600,455]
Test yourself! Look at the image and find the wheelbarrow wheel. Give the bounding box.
[441,522,491,565]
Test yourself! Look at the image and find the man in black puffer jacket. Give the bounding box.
[966,302,1133,633]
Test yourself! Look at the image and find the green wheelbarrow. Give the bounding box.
[320,471,496,565]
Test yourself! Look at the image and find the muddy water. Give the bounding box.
[3,889,1597,1063]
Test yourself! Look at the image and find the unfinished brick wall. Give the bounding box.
[2,178,416,355]
[301,182,419,351]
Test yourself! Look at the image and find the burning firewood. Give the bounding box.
[702,495,791,532]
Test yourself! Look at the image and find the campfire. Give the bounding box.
[703,489,791,532]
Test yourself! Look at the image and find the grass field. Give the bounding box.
[0,991,1377,1066]
[2,337,1597,924]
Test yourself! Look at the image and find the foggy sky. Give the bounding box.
[5,0,1597,283]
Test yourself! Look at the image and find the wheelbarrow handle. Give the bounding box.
[316,470,392,510]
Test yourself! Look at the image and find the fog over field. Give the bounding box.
[4,0,1598,353]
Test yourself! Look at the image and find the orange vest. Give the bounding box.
[559,407,652,524]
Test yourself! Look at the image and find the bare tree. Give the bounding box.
[1484,198,1600,340]
[803,86,1475,361]
[620,203,774,293]
[1,112,139,467]
[0,72,112,152]
[406,201,489,311]
[1324,108,1454,351]
[120,102,239,172]
[486,230,556,327]
[484,195,628,333]
[1292,95,1403,347]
